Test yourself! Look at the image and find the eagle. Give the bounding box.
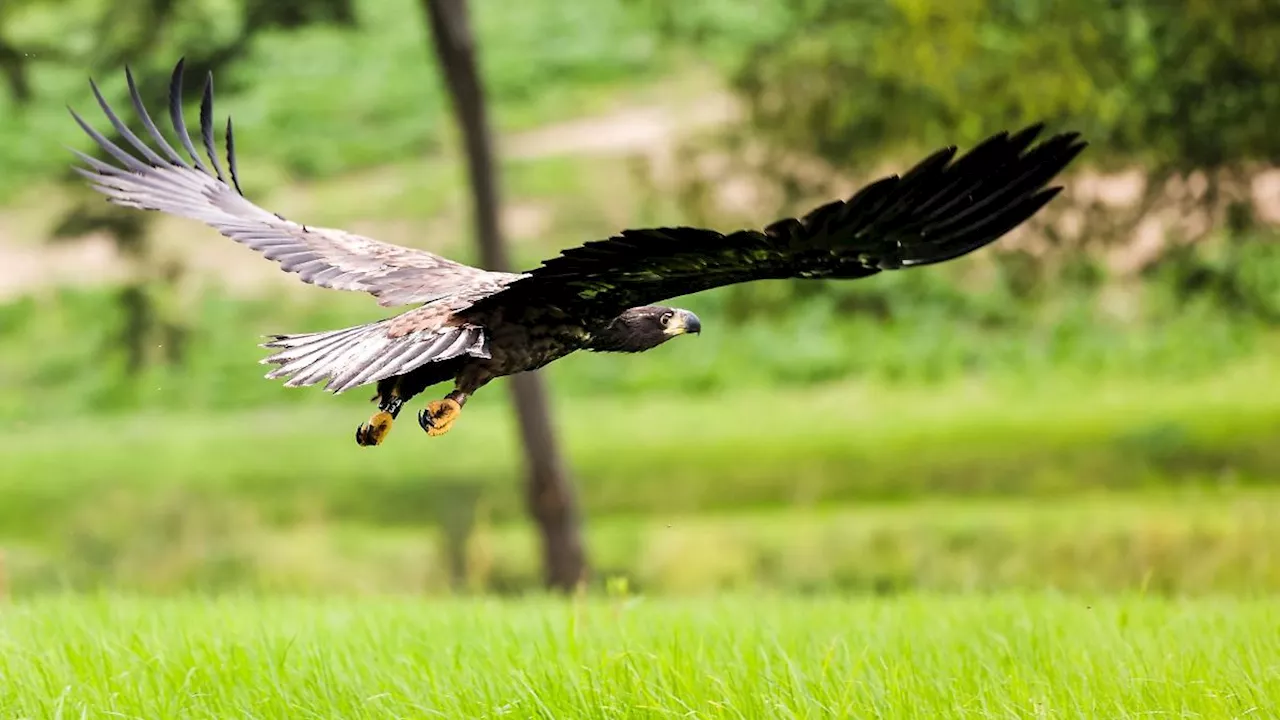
[69,60,1086,446]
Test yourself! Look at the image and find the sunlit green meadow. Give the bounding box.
[0,594,1274,718]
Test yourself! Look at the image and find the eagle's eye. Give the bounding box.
[659,311,673,326]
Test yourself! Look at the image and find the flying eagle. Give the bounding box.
[69,60,1086,446]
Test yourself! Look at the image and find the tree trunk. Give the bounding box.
[420,0,588,592]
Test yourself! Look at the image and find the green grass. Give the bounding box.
[0,595,1274,718]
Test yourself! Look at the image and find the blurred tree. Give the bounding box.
[421,0,587,593]
[0,27,32,103]
[0,0,74,104]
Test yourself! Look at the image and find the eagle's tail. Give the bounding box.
[257,319,487,394]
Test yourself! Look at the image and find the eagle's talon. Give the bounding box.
[419,398,461,437]
[355,411,394,447]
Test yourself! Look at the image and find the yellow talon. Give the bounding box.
[418,398,462,437]
[355,410,395,447]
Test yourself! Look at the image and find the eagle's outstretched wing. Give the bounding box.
[467,124,1086,321]
[69,59,518,308]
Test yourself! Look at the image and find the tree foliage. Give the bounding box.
[640,0,1280,171]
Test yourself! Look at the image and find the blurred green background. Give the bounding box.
[0,0,1277,597]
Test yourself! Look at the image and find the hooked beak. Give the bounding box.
[665,309,701,336]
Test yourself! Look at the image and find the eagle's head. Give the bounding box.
[588,305,701,353]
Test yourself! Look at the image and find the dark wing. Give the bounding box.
[466,124,1086,321]
[68,59,520,308]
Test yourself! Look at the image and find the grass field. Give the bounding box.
[0,595,1274,718]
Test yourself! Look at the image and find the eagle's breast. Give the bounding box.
[475,305,593,377]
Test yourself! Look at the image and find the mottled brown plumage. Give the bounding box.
[70,59,1087,444]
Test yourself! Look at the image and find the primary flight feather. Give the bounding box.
[69,59,1087,445]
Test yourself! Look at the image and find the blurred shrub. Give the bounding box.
[7,491,1278,596]
[1146,226,1280,323]
[634,0,1280,169]
[55,487,264,594]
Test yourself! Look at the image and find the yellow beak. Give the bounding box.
[664,309,702,336]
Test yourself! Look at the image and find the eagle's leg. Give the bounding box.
[418,389,468,437]
[356,388,405,447]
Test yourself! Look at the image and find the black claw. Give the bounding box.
[355,423,370,447]
[418,408,434,431]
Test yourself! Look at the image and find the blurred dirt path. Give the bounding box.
[504,92,738,159]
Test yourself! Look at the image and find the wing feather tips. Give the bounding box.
[913,131,1086,246]
[200,71,230,185]
[168,58,211,174]
[904,187,1064,268]
[915,132,1079,240]
[827,124,1084,270]
[70,58,240,197]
